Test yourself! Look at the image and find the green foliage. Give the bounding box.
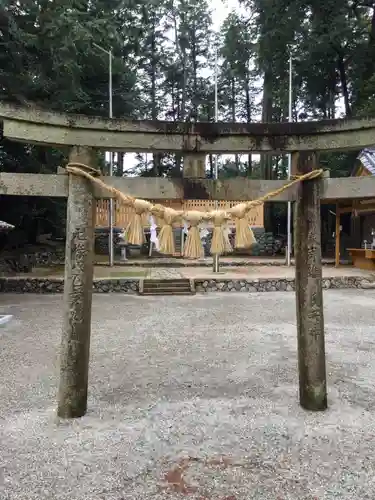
[237,0,375,180]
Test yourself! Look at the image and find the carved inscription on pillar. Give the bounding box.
[58,146,97,419]
[65,170,95,326]
[68,227,92,325]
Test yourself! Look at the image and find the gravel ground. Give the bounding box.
[1,291,375,499]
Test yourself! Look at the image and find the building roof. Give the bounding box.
[357,147,375,175]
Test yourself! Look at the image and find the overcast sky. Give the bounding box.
[211,0,239,29]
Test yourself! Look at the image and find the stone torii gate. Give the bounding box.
[2,103,375,418]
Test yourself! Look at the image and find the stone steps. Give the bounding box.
[139,278,195,296]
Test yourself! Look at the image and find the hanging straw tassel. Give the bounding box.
[235,217,256,248]
[183,211,205,259]
[156,207,181,255]
[210,210,232,255]
[228,202,256,248]
[126,199,152,245]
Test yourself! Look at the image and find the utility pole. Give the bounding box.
[286,52,293,266]
[213,46,220,273]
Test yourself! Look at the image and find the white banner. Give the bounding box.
[118,228,127,243]
[199,227,209,239]
[149,215,159,250]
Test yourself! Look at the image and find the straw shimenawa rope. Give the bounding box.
[228,202,257,249]
[182,211,207,259]
[128,198,153,245]
[65,162,323,258]
[210,210,232,255]
[156,206,182,255]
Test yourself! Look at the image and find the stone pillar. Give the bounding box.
[57,146,98,418]
[294,151,327,411]
[183,153,206,178]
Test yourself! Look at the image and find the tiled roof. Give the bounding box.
[357,148,375,175]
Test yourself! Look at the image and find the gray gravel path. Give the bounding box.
[1,291,375,499]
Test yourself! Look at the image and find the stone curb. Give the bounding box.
[94,259,338,268]
[0,276,373,293]
[0,278,139,294]
[4,251,339,269]
[194,277,375,292]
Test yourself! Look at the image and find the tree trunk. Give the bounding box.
[174,52,187,174]
[327,65,336,120]
[260,69,273,179]
[172,5,187,177]
[247,155,252,176]
[230,77,240,171]
[337,54,351,117]
[209,154,214,178]
[245,78,252,176]
[150,13,161,176]
[191,27,198,122]
[117,152,124,176]
[353,6,375,111]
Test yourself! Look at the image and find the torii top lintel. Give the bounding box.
[1,103,375,153]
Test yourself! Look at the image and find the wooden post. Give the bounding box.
[57,146,98,418]
[294,151,327,411]
[335,204,340,267]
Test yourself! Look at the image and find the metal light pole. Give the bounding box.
[213,46,220,273]
[286,52,293,267]
[93,43,114,267]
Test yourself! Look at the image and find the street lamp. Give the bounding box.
[213,45,220,273]
[93,42,115,267]
[286,51,293,267]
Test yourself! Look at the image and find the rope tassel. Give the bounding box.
[235,218,256,248]
[228,203,256,248]
[126,199,152,245]
[210,210,232,255]
[183,211,205,259]
[155,207,182,255]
